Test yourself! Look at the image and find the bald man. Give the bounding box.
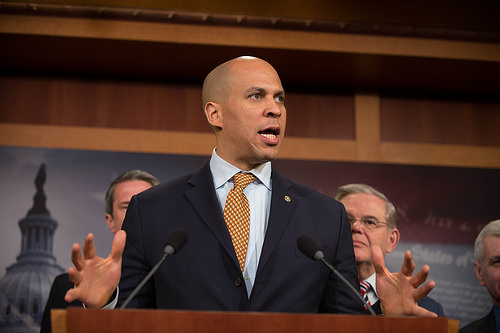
[65,57,436,317]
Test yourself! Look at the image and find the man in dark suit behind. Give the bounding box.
[460,219,500,333]
[335,183,445,316]
[40,169,158,333]
[64,56,438,316]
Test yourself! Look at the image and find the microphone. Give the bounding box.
[120,228,188,309]
[296,235,376,316]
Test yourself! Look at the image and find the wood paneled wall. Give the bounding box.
[1,2,499,169]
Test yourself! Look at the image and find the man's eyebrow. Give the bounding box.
[276,89,285,97]
[245,87,285,96]
[245,87,266,94]
[346,214,378,219]
[362,215,379,220]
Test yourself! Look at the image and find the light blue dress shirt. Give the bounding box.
[209,148,272,297]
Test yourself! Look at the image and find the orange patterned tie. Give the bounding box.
[224,173,255,272]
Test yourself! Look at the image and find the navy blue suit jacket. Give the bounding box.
[118,163,364,313]
[40,273,82,333]
[418,296,445,316]
[460,307,496,333]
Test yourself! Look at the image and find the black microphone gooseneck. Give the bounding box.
[296,235,376,316]
[120,228,188,309]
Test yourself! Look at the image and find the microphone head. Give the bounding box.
[297,235,324,261]
[164,228,188,255]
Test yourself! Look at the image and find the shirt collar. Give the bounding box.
[209,148,272,190]
[365,273,377,294]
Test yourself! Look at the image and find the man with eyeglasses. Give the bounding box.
[335,183,445,315]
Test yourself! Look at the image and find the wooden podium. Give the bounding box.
[52,307,459,333]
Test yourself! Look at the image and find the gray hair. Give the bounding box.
[474,219,500,264]
[334,183,397,229]
[105,169,159,216]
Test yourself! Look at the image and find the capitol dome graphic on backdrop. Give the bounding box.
[0,163,64,332]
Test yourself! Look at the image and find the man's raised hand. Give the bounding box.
[373,246,437,317]
[65,230,126,309]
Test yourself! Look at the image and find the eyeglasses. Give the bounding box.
[348,216,388,230]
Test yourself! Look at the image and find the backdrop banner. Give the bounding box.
[1,146,498,331]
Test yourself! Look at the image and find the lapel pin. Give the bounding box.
[284,195,291,202]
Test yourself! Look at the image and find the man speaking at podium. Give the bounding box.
[64,56,437,317]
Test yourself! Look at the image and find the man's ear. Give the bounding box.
[205,102,222,128]
[105,213,117,234]
[474,261,486,286]
[386,228,400,254]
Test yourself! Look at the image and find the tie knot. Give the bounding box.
[233,173,255,189]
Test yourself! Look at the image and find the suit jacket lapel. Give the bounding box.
[256,170,297,276]
[184,165,299,275]
[184,163,238,265]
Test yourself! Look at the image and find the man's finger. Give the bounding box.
[71,243,84,271]
[411,305,438,318]
[410,264,431,287]
[110,230,126,262]
[414,280,436,300]
[65,287,80,303]
[67,266,82,286]
[82,233,97,259]
[372,245,388,276]
[400,250,416,276]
